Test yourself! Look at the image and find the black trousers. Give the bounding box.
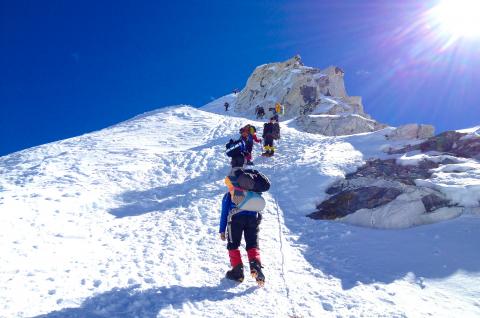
[227,213,262,250]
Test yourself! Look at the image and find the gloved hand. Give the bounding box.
[220,233,226,241]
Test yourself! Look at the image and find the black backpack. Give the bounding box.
[225,139,245,157]
[272,123,280,140]
[236,169,270,193]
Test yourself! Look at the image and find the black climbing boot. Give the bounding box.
[226,264,244,282]
[249,260,265,286]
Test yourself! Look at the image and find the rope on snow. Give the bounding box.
[272,149,300,318]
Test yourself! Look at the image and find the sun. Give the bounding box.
[428,0,480,39]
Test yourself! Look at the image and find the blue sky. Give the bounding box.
[1,0,479,156]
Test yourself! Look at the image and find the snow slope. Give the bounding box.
[1,104,479,317]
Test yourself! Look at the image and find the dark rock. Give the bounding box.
[422,194,452,213]
[344,159,438,186]
[316,157,451,223]
[438,158,458,165]
[312,136,475,225]
[325,183,344,195]
[308,187,402,220]
[419,131,464,152]
[457,138,480,159]
[390,130,480,159]
[300,85,317,104]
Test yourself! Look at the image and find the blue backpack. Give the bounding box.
[225,169,270,212]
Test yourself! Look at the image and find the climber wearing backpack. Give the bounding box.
[258,106,265,119]
[262,117,280,157]
[240,125,261,165]
[275,102,282,116]
[220,147,271,286]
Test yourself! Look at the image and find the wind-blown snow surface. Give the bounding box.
[1,103,479,317]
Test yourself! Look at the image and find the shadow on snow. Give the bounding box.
[34,282,256,318]
[109,172,227,218]
[108,138,233,218]
[286,208,480,290]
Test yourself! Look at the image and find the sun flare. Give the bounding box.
[429,0,480,39]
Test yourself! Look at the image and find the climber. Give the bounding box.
[255,106,260,118]
[258,106,265,119]
[275,102,284,116]
[255,106,265,119]
[240,125,261,165]
[219,152,268,286]
[262,117,280,157]
[224,102,230,111]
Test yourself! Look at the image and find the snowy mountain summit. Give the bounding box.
[1,58,480,317]
[235,55,363,118]
[234,55,434,137]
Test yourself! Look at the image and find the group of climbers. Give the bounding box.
[218,103,283,287]
[227,99,284,121]
[256,102,284,119]
[237,118,280,162]
[221,137,269,286]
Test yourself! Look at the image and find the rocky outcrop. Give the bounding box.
[386,124,435,140]
[310,186,403,220]
[234,55,385,134]
[340,158,440,186]
[390,130,480,159]
[421,193,452,213]
[232,55,438,137]
[294,114,387,136]
[235,55,357,119]
[308,158,462,228]
[310,129,480,228]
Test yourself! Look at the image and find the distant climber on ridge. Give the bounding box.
[275,102,284,116]
[255,106,265,119]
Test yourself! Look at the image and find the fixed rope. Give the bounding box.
[272,145,300,318]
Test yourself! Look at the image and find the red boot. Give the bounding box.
[229,249,243,267]
[226,249,244,282]
[247,248,265,286]
[247,248,261,264]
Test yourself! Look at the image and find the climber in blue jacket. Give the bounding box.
[219,154,264,285]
